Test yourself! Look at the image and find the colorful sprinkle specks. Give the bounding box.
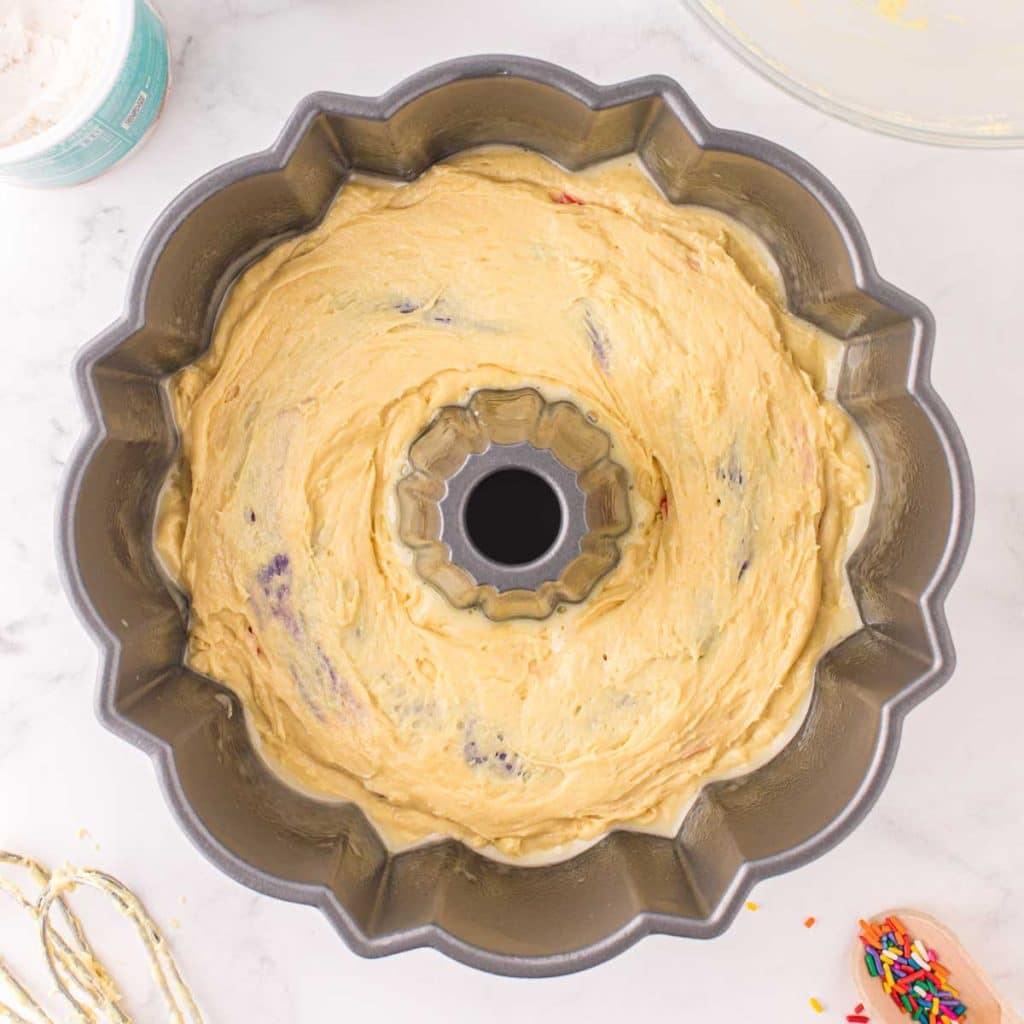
[859,917,967,1023]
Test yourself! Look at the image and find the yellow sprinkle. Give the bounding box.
[874,0,929,30]
[809,997,824,1013]
[745,901,759,911]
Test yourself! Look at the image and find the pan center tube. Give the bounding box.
[463,463,565,567]
[397,388,632,621]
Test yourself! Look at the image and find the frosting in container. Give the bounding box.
[0,0,115,147]
[156,149,871,861]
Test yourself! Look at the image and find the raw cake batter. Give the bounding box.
[156,149,870,859]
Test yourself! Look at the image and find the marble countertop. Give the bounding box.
[2,0,1022,1019]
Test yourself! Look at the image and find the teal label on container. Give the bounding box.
[0,1,169,188]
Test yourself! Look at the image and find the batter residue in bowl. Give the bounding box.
[156,148,870,861]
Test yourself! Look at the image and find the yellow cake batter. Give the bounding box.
[156,148,870,859]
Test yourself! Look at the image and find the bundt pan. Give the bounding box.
[58,56,972,976]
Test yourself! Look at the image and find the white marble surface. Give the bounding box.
[1,0,1022,1020]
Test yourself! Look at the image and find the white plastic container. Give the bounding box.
[0,0,170,187]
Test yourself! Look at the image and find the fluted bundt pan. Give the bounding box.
[58,56,972,976]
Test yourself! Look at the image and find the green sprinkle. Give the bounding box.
[901,994,913,1012]
[866,954,879,977]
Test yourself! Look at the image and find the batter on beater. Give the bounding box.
[156,148,870,860]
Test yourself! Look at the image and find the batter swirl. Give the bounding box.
[156,149,870,859]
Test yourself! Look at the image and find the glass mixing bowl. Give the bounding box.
[683,0,1024,146]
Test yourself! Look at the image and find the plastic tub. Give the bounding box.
[0,0,169,188]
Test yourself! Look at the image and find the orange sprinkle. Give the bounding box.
[804,916,816,928]
[809,997,824,1014]
[745,901,759,911]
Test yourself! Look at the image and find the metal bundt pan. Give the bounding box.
[58,56,973,977]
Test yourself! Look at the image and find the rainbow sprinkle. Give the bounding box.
[859,917,967,1023]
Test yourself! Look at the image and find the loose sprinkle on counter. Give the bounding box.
[804,916,817,928]
[858,917,967,1022]
[810,997,824,1014]
[745,901,759,912]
